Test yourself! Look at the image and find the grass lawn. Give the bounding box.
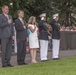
[0,57,76,75]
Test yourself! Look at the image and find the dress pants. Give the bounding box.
[40,40,48,60]
[1,38,12,66]
[52,39,60,58]
[17,40,26,65]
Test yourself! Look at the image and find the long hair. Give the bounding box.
[28,16,36,25]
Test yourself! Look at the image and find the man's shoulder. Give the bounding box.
[50,19,55,24]
[39,20,44,23]
[0,14,3,17]
[14,18,20,24]
[15,18,19,22]
[51,19,55,22]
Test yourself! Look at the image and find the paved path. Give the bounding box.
[0,50,76,67]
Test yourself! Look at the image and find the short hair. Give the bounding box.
[17,10,24,14]
[2,5,8,9]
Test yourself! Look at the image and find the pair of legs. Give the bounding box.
[40,40,48,61]
[30,48,37,63]
[52,39,60,59]
[17,40,26,65]
[1,38,12,66]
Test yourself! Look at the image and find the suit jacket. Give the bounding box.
[39,20,49,40]
[14,18,27,41]
[49,19,60,39]
[0,14,14,39]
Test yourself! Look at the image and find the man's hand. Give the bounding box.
[12,36,15,41]
[23,26,26,29]
[8,19,12,24]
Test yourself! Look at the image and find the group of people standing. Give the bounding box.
[0,5,60,68]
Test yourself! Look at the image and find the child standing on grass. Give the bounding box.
[28,16,39,63]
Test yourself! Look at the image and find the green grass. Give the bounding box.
[0,57,76,75]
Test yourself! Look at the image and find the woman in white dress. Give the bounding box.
[28,16,39,63]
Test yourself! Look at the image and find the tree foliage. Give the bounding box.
[0,0,76,25]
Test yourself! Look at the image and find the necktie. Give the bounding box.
[21,20,26,29]
[21,19,24,25]
[6,15,9,21]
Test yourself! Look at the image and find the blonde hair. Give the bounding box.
[28,16,36,24]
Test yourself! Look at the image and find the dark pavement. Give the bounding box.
[0,50,76,67]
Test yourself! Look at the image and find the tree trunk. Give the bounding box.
[65,0,72,26]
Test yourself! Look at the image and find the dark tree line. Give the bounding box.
[0,0,76,26]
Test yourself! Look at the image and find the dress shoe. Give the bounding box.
[18,63,23,65]
[7,64,14,67]
[23,63,28,65]
[41,60,49,62]
[2,65,8,68]
[18,63,28,65]
[53,58,60,60]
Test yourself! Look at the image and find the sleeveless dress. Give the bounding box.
[28,24,39,48]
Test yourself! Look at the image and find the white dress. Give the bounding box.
[28,24,39,48]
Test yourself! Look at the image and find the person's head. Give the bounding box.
[28,16,36,24]
[55,16,59,21]
[40,13,46,21]
[17,10,24,18]
[41,16,46,21]
[53,13,59,21]
[2,5,9,14]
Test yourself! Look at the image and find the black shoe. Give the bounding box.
[23,63,28,65]
[18,63,22,65]
[53,58,60,60]
[7,64,14,67]
[18,63,28,65]
[2,65,8,68]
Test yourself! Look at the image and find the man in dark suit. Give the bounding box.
[0,5,14,67]
[39,13,49,61]
[14,10,27,65]
[49,13,60,60]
